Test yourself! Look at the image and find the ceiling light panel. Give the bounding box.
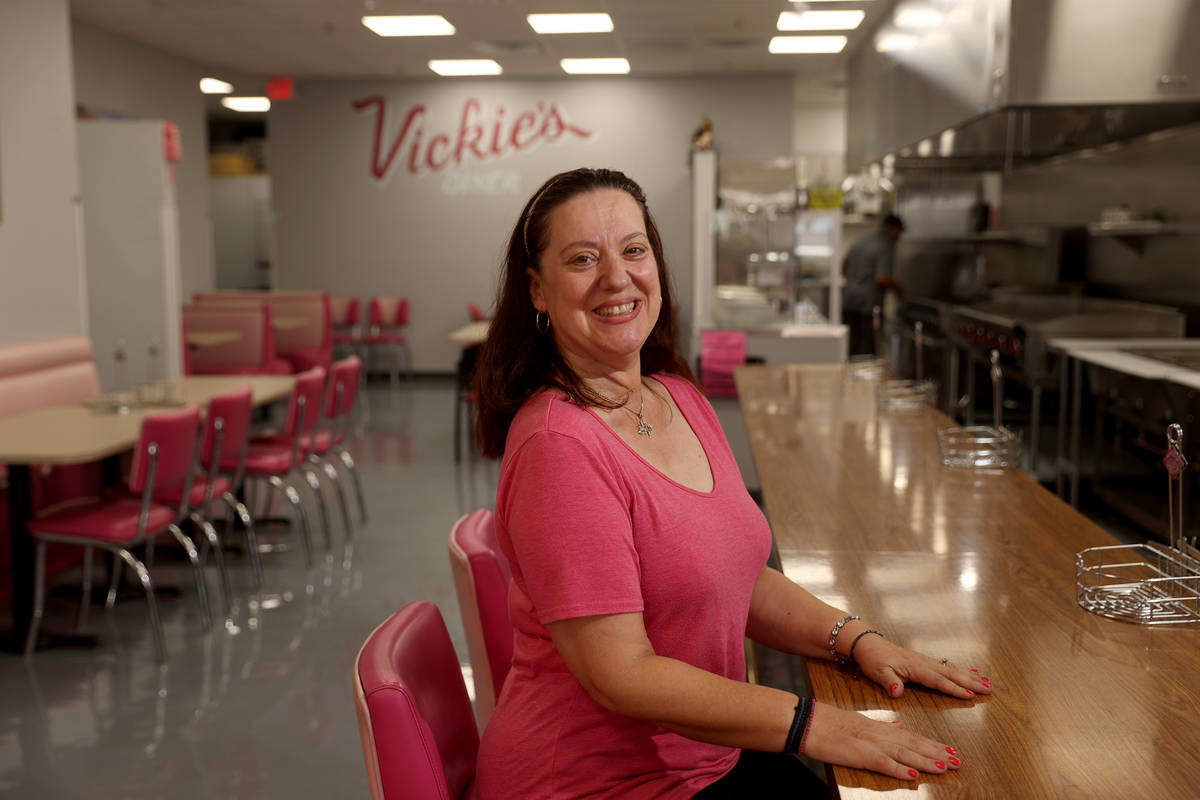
[893,3,943,29]
[199,77,233,94]
[221,97,271,113]
[361,15,455,37]
[777,10,865,31]
[560,57,630,74]
[429,59,503,76]
[528,13,614,34]
[768,36,847,54]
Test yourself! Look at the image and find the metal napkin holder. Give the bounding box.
[937,350,1021,468]
[1075,424,1200,625]
[878,321,938,412]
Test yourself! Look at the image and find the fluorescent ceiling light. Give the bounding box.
[874,30,917,52]
[528,13,613,34]
[221,96,271,113]
[199,77,233,94]
[777,10,865,31]
[429,59,502,76]
[893,3,943,29]
[361,15,455,37]
[560,57,630,74]
[768,36,847,54]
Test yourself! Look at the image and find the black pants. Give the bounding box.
[845,310,877,356]
[691,749,829,798]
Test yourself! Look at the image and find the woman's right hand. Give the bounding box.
[801,702,961,782]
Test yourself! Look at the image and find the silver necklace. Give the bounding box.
[622,384,653,438]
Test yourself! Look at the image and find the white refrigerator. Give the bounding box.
[77,119,183,390]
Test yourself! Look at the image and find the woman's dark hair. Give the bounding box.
[474,167,697,459]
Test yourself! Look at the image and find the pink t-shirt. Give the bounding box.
[476,373,773,800]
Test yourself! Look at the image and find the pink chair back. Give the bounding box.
[281,367,326,439]
[202,387,253,473]
[354,602,479,800]
[332,297,361,328]
[448,509,513,729]
[369,297,409,329]
[700,330,748,398]
[324,357,361,420]
[129,406,201,494]
[466,303,484,323]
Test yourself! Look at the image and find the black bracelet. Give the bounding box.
[848,629,884,665]
[783,697,811,755]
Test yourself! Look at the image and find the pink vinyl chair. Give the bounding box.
[364,296,411,390]
[188,387,264,588]
[24,406,210,662]
[699,330,748,398]
[244,367,328,566]
[354,601,479,800]
[448,509,512,729]
[466,303,485,322]
[332,297,366,365]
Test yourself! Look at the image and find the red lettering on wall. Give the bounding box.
[353,96,593,180]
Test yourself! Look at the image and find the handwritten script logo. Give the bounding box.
[352,96,593,181]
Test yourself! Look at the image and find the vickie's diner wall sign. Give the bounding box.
[353,95,594,195]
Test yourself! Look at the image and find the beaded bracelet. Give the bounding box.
[797,699,816,757]
[827,615,860,664]
[848,629,885,666]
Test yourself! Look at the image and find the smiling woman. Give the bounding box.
[470,168,989,800]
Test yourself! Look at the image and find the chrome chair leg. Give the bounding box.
[116,547,167,664]
[106,552,123,609]
[191,512,232,620]
[336,446,368,524]
[301,465,333,554]
[23,540,49,656]
[167,523,212,629]
[268,475,314,568]
[222,491,263,588]
[320,458,355,548]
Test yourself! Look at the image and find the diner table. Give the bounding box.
[449,320,489,346]
[271,315,307,332]
[735,363,1200,798]
[186,330,241,349]
[0,374,294,652]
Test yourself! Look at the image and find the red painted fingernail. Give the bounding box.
[935,761,946,770]
[945,747,958,755]
[970,668,979,673]
[907,769,919,779]
[890,683,900,695]
[948,756,961,767]
[891,720,902,725]
[966,689,975,696]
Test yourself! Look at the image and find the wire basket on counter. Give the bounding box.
[878,321,938,413]
[1076,424,1200,625]
[937,350,1021,468]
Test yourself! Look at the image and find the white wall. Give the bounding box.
[0,0,87,346]
[70,20,217,302]
[270,76,795,371]
[211,176,273,290]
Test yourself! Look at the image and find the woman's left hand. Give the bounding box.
[851,635,992,700]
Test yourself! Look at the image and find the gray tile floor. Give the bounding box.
[0,378,498,799]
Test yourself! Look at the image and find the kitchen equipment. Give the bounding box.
[1075,424,1200,625]
[878,321,937,412]
[938,350,1021,468]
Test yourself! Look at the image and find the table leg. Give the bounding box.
[1056,354,1069,498]
[1070,357,1083,507]
[6,464,34,650]
[1029,385,1042,477]
[966,352,976,426]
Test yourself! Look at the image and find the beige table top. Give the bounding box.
[449,320,489,346]
[272,315,308,331]
[0,375,293,465]
[735,363,1200,799]
[186,331,241,349]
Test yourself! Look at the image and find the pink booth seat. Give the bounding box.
[0,336,104,602]
[448,509,513,730]
[182,303,292,375]
[354,601,479,800]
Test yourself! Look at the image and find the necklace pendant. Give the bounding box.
[636,415,653,438]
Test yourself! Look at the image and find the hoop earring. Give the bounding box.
[535,311,550,334]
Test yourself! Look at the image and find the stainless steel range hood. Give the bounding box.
[847,0,1200,171]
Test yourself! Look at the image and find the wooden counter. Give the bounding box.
[736,364,1200,798]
